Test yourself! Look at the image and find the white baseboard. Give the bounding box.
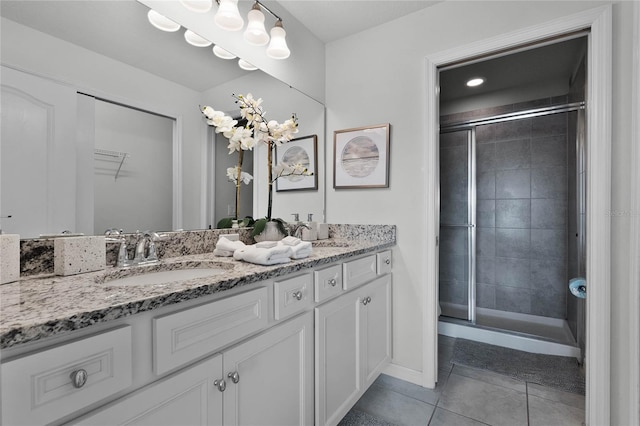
[383,362,427,388]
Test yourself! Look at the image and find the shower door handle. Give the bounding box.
[441,224,475,228]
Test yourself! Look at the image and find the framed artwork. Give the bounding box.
[333,123,390,189]
[275,134,318,192]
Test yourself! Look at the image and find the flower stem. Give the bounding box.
[267,142,273,221]
[235,150,244,221]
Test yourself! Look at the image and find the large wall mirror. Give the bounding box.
[0,0,325,238]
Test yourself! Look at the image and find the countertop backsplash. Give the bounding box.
[17,225,396,277]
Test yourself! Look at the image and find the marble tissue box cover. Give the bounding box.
[54,236,106,276]
[1,234,20,284]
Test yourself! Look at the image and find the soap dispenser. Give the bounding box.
[301,214,318,241]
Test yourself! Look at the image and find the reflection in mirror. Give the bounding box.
[0,0,325,238]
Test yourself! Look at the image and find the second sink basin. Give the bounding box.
[98,260,233,286]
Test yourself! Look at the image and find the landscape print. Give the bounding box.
[282,145,310,182]
[340,136,380,178]
[334,124,390,188]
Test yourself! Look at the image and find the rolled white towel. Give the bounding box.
[233,245,293,266]
[279,240,312,259]
[216,237,246,253]
[281,236,301,246]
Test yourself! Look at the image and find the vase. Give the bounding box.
[254,221,286,242]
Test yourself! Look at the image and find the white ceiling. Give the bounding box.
[1,0,585,105]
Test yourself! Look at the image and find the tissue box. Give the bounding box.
[0,234,20,284]
[54,236,106,276]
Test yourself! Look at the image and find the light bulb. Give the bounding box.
[215,0,244,32]
[466,78,485,87]
[213,45,237,60]
[238,59,258,71]
[266,21,290,59]
[179,0,212,13]
[147,10,180,32]
[184,30,212,47]
[243,4,269,46]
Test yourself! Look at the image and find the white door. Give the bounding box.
[360,275,392,389]
[0,66,77,237]
[315,292,361,426]
[73,354,223,425]
[222,312,313,426]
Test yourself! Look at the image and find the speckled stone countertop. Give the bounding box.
[1,227,395,349]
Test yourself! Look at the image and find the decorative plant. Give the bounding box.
[201,105,254,228]
[202,94,311,237]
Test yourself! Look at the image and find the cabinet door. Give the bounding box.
[222,312,313,426]
[360,275,392,388]
[315,292,361,426]
[73,355,223,426]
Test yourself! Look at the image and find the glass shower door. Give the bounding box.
[439,129,476,322]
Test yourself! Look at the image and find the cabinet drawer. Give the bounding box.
[342,254,377,290]
[153,287,268,375]
[274,273,313,320]
[1,326,132,426]
[314,264,343,302]
[377,250,392,274]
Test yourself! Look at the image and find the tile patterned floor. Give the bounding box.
[340,335,585,426]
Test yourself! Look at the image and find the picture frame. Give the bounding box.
[275,134,318,192]
[333,123,390,189]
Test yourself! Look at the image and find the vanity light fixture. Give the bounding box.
[466,77,485,87]
[147,10,181,32]
[184,29,212,47]
[213,45,237,59]
[179,0,213,14]
[266,19,290,59]
[238,59,258,71]
[214,0,244,31]
[244,3,270,46]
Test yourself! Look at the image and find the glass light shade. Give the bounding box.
[266,24,290,59]
[243,7,269,46]
[238,59,258,71]
[179,0,212,13]
[214,0,244,32]
[184,30,212,47]
[213,45,237,60]
[147,10,180,32]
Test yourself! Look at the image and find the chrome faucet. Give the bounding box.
[133,231,161,265]
[105,228,132,267]
[292,223,310,239]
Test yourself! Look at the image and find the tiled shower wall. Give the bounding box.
[440,97,573,319]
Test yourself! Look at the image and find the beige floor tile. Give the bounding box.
[528,393,585,426]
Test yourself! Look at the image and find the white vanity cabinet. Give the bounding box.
[74,311,313,426]
[315,273,392,426]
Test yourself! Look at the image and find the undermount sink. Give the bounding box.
[98,261,233,286]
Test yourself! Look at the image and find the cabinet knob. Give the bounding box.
[385,258,391,265]
[328,278,337,287]
[227,371,240,384]
[214,379,226,392]
[362,298,368,306]
[70,369,88,389]
[292,290,303,301]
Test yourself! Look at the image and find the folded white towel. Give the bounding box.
[233,245,293,265]
[213,235,246,256]
[281,236,301,246]
[256,240,278,248]
[279,240,312,259]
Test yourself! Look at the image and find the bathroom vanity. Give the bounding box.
[0,226,394,426]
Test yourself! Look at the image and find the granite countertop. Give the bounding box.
[0,237,394,349]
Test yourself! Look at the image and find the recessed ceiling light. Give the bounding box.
[466,78,485,87]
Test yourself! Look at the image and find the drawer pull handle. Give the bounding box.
[228,371,240,384]
[214,379,226,392]
[292,291,303,301]
[70,369,88,389]
[385,258,391,265]
[328,278,337,287]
